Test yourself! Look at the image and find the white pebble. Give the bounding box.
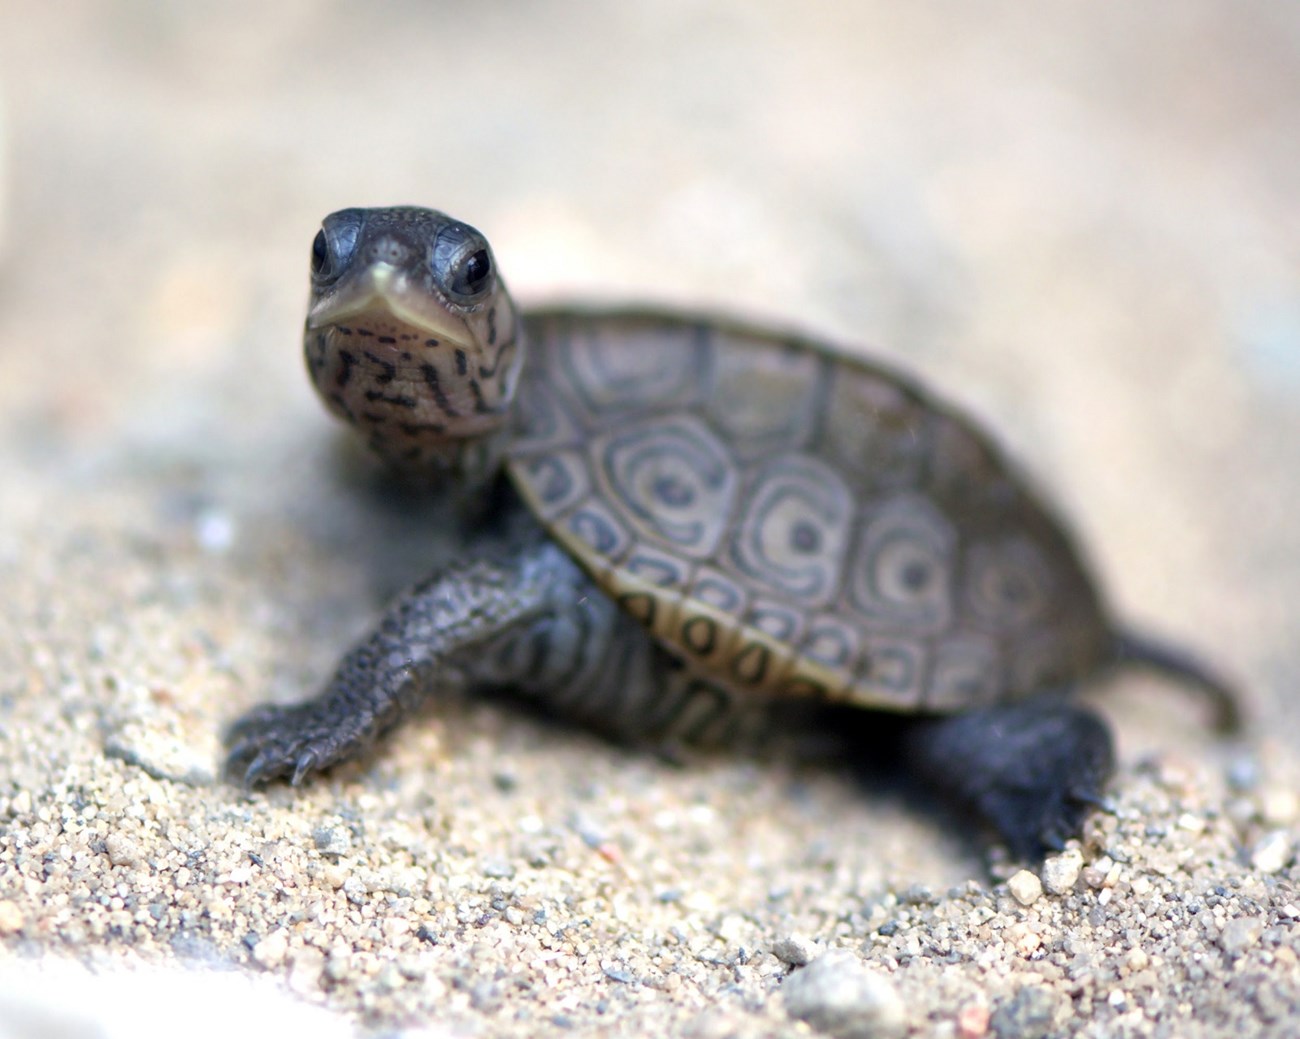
[772,933,820,966]
[1007,870,1042,906]
[1251,830,1294,874]
[1041,850,1082,895]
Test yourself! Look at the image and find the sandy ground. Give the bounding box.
[0,2,1298,1036]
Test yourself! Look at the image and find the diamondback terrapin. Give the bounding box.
[225,206,1239,858]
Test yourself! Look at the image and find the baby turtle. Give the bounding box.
[226,205,1239,858]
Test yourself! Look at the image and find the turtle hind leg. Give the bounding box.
[900,700,1115,861]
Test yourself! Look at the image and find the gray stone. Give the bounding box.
[782,951,906,1039]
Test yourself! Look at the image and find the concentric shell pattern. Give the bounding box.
[507,309,1109,714]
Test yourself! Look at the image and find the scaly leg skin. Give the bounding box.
[901,701,1115,861]
[225,537,736,787]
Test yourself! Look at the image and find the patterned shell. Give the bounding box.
[506,308,1112,715]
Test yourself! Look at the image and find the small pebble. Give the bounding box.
[958,1001,990,1038]
[772,933,819,966]
[1217,916,1264,956]
[0,900,22,935]
[1040,850,1082,896]
[481,858,515,879]
[1261,788,1299,826]
[104,832,142,868]
[990,985,1060,1039]
[1226,756,1261,792]
[782,950,906,1039]
[1250,830,1293,874]
[312,826,353,856]
[1007,870,1042,907]
[251,930,289,970]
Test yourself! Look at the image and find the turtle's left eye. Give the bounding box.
[432,222,494,303]
[452,248,492,297]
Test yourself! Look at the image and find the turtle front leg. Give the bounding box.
[225,538,727,786]
[900,700,1114,860]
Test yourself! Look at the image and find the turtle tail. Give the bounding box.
[1110,629,1243,734]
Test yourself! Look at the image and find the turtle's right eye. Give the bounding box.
[310,230,330,276]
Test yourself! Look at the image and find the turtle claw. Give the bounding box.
[223,701,347,788]
[291,751,319,787]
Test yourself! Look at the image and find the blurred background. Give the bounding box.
[0,0,1296,747]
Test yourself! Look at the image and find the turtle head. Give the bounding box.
[303,206,522,476]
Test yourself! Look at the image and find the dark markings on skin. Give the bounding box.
[328,392,355,420]
[399,421,446,436]
[496,340,517,395]
[357,328,374,338]
[336,326,353,336]
[400,351,412,362]
[420,363,460,417]
[424,338,439,348]
[365,390,417,409]
[487,306,498,347]
[478,341,509,379]
[336,350,356,388]
[455,349,468,376]
[361,411,388,424]
[363,351,396,384]
[469,378,496,415]
[377,335,397,345]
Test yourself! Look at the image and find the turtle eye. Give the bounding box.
[310,230,329,276]
[452,248,493,297]
[311,209,364,284]
[432,223,494,302]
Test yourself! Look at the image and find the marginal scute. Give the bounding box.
[745,599,804,643]
[819,366,929,494]
[512,450,589,519]
[731,640,773,686]
[560,499,632,560]
[681,614,719,656]
[854,637,927,710]
[688,567,746,616]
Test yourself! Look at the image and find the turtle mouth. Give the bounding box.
[307,261,473,349]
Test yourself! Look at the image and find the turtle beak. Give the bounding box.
[307,262,404,329]
[306,262,472,347]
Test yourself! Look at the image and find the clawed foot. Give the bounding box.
[224,700,365,787]
[903,701,1115,861]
